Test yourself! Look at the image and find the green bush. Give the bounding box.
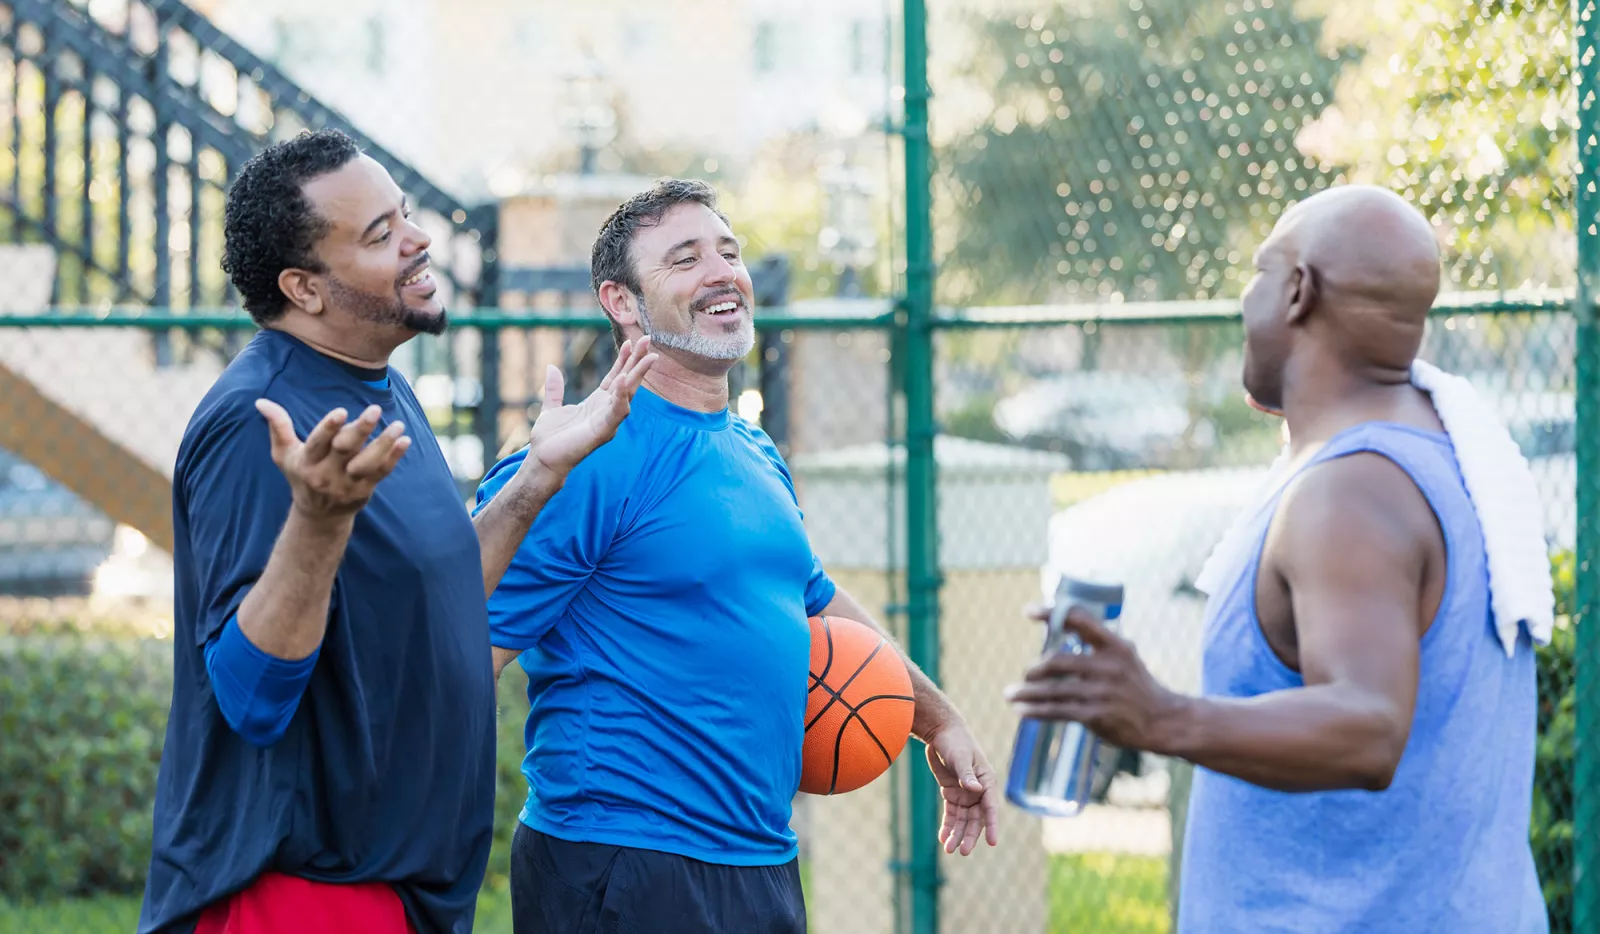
[1533,549,1576,934]
[0,629,535,907]
[0,633,171,900]
[485,664,536,897]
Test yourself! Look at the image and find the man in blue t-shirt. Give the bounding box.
[476,179,1001,933]
[139,129,656,934]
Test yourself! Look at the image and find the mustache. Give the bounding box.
[691,288,745,313]
[395,252,431,287]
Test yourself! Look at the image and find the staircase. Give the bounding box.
[0,0,496,558]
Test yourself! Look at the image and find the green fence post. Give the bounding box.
[901,0,942,932]
[1576,0,1600,928]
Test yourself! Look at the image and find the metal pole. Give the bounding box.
[902,0,942,931]
[1574,0,1600,925]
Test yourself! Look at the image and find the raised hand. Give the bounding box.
[525,337,658,478]
[255,400,411,521]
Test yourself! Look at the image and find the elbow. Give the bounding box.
[221,702,299,749]
[1350,712,1409,792]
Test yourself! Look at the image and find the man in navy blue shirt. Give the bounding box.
[138,129,656,934]
[477,179,1001,933]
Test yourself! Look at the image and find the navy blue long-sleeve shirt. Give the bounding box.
[139,328,496,934]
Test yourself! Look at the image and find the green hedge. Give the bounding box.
[0,565,1583,923]
[0,634,169,899]
[0,629,535,904]
[1533,550,1576,934]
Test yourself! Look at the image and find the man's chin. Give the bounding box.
[402,301,449,336]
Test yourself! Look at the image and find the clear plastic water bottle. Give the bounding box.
[1005,575,1125,818]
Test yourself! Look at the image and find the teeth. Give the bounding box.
[402,269,428,287]
[706,301,738,313]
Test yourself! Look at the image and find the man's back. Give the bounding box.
[1179,421,1546,933]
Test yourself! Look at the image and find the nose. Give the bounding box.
[703,252,737,287]
[401,215,432,255]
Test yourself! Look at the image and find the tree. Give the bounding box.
[1295,0,1571,292]
[936,0,1359,306]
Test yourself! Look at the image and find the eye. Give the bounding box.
[376,230,391,244]
[674,256,696,267]
[722,252,740,262]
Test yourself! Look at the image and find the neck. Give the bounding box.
[268,319,400,369]
[640,352,731,412]
[1281,352,1424,454]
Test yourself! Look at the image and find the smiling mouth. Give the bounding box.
[702,300,742,316]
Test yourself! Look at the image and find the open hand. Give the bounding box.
[924,719,1001,856]
[525,337,658,478]
[255,400,410,521]
[1003,605,1183,752]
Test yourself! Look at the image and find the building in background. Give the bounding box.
[187,0,897,200]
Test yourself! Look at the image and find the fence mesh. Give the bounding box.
[0,0,1587,932]
[922,0,1575,931]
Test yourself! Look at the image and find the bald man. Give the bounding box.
[1006,186,1549,933]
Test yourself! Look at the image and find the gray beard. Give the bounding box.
[638,294,753,361]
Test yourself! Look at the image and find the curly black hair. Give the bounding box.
[221,129,363,325]
[591,178,727,347]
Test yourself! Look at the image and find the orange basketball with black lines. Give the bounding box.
[801,615,916,795]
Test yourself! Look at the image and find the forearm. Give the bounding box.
[236,506,354,660]
[492,646,521,683]
[1160,684,1408,792]
[822,588,962,741]
[473,465,565,598]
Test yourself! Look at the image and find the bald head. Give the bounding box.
[1240,185,1443,410]
[1272,185,1441,325]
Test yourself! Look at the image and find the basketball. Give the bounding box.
[801,614,916,795]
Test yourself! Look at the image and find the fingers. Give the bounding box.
[1058,606,1119,651]
[328,405,384,461]
[255,399,302,464]
[617,337,657,395]
[598,339,633,392]
[1009,701,1093,723]
[944,805,969,855]
[981,783,1001,847]
[345,420,411,479]
[1004,677,1097,705]
[299,406,351,462]
[1025,651,1102,682]
[543,364,566,410]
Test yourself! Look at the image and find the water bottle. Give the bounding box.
[1005,575,1125,818]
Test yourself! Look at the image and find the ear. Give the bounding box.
[597,280,641,335]
[1286,261,1318,326]
[277,268,325,316]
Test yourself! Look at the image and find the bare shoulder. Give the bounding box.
[1270,452,1441,577]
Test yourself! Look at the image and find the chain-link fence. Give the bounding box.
[0,0,1589,933]
[914,0,1578,930]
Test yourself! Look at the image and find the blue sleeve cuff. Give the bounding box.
[805,572,838,618]
[204,615,320,748]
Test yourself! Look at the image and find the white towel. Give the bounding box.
[1193,360,1554,657]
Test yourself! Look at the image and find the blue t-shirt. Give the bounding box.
[475,387,835,866]
[139,329,496,934]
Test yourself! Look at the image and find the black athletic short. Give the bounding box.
[509,822,807,934]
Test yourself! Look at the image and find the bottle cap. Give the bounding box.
[1057,576,1125,607]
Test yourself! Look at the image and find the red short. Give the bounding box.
[193,871,417,934]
